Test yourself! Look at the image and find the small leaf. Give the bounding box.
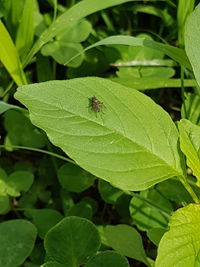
[0,219,37,267]
[44,216,101,266]
[0,194,10,214]
[147,228,166,246]
[67,201,93,220]
[178,119,200,186]
[6,170,34,197]
[25,209,63,239]
[98,180,124,205]
[41,262,66,267]
[104,224,149,265]
[156,204,200,267]
[85,251,130,267]
[15,77,185,191]
[58,163,95,193]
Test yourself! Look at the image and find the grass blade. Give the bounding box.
[0,21,27,86]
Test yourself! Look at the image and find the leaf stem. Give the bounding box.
[0,145,76,165]
[178,175,199,204]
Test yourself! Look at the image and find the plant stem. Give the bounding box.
[178,175,200,204]
[0,145,76,165]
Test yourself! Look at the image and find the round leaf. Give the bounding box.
[0,219,37,267]
[58,163,95,193]
[6,170,34,197]
[86,251,129,267]
[44,216,101,266]
[26,209,63,238]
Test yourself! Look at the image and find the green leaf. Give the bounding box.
[181,93,200,126]
[67,201,93,220]
[129,189,172,231]
[6,170,34,197]
[41,41,84,67]
[104,224,149,266]
[44,216,101,266]
[58,163,95,193]
[85,251,130,267]
[4,109,46,148]
[98,180,124,205]
[147,228,166,246]
[156,179,193,205]
[41,263,66,267]
[15,0,35,60]
[23,0,138,66]
[41,19,92,67]
[65,35,191,69]
[0,219,37,267]
[111,77,196,91]
[15,77,185,191]
[25,209,63,239]
[0,20,27,85]
[185,3,200,85]
[155,204,200,267]
[178,119,200,186]
[0,101,23,115]
[0,194,10,214]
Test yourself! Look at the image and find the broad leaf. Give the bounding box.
[185,3,200,86]
[104,224,149,266]
[0,219,37,267]
[15,77,185,191]
[178,119,200,186]
[44,216,101,266]
[156,204,200,267]
[85,251,130,267]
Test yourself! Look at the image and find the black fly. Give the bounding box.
[88,96,103,113]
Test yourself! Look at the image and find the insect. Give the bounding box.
[88,96,104,113]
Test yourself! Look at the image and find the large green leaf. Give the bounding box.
[44,216,101,266]
[185,3,200,85]
[0,219,37,267]
[178,119,200,186]
[15,77,184,191]
[155,204,200,267]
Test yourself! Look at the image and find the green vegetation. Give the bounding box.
[1,0,200,266]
